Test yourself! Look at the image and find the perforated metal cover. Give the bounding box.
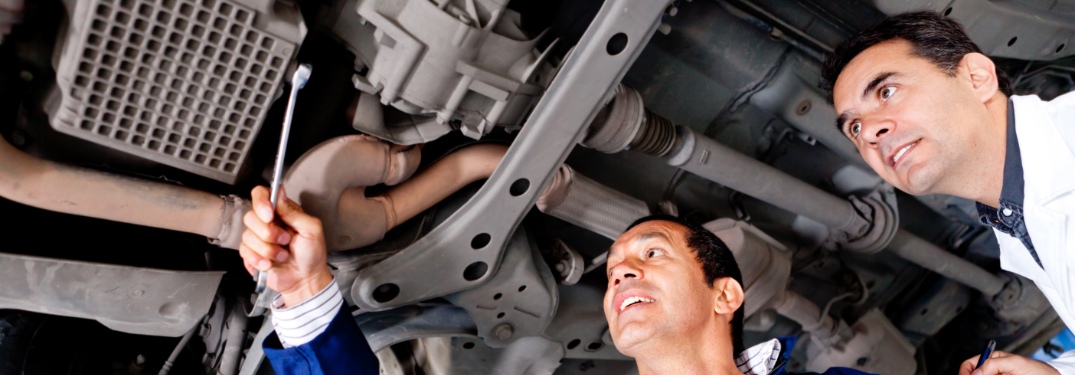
[51,0,303,183]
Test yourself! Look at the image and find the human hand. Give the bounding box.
[959,350,1059,375]
[240,185,333,307]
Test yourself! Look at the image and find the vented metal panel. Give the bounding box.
[51,0,304,183]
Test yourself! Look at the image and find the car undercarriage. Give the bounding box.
[1,0,1074,374]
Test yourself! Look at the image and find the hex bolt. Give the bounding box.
[494,323,514,341]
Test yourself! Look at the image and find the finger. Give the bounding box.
[973,355,1019,375]
[242,231,289,264]
[243,211,291,245]
[959,356,980,375]
[250,186,273,222]
[958,352,984,373]
[275,192,323,238]
[239,243,272,272]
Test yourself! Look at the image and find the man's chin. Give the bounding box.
[611,325,659,357]
[894,165,940,196]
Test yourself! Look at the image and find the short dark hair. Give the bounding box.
[624,214,745,355]
[820,11,1013,100]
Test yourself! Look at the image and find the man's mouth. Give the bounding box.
[619,296,655,312]
[890,141,919,168]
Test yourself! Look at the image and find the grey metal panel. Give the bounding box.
[50,0,305,183]
[865,0,1075,59]
[0,253,223,337]
[349,0,674,311]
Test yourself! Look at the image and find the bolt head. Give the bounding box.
[494,323,514,340]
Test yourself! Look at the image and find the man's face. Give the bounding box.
[603,220,716,356]
[833,39,991,195]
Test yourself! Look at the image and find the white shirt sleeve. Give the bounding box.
[736,338,782,375]
[1048,350,1075,375]
[269,279,344,348]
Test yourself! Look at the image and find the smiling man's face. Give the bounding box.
[603,220,718,356]
[833,39,993,196]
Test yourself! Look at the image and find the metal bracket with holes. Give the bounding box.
[348,0,674,312]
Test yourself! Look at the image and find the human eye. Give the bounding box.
[849,121,862,138]
[880,86,896,101]
[645,248,666,259]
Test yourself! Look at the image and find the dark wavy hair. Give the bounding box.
[624,214,745,355]
[820,11,1013,100]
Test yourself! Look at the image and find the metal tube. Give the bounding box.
[536,165,651,240]
[888,228,1006,296]
[665,126,870,238]
[218,300,249,375]
[159,325,198,375]
[774,291,834,334]
[663,126,1007,297]
[0,134,249,249]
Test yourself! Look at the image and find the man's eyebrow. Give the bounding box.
[862,72,898,101]
[633,231,671,244]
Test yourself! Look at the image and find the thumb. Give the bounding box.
[274,187,322,237]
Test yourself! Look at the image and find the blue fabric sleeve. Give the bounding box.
[263,304,379,375]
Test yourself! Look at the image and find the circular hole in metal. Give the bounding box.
[372,283,399,303]
[567,339,581,350]
[463,342,475,349]
[586,342,604,352]
[1057,43,1066,53]
[796,100,811,115]
[518,285,527,292]
[493,293,502,300]
[471,233,491,249]
[509,178,530,197]
[943,7,952,16]
[464,262,489,281]
[497,312,505,319]
[919,308,929,316]
[1008,36,1018,47]
[606,32,628,55]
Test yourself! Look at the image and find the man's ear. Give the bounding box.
[960,52,1001,103]
[712,277,745,316]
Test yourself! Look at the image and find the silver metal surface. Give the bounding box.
[336,0,554,142]
[252,64,312,312]
[865,0,1075,60]
[442,227,559,347]
[355,305,479,352]
[349,0,674,311]
[0,253,223,337]
[237,317,274,375]
[665,125,875,245]
[50,0,305,183]
[887,228,1006,296]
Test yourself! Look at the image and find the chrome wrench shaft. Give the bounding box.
[251,64,312,315]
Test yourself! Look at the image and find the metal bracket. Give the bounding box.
[0,253,223,337]
[443,227,559,347]
[349,0,674,311]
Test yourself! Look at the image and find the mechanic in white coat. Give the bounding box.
[820,11,1075,375]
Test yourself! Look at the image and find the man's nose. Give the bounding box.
[860,119,892,146]
[610,261,641,286]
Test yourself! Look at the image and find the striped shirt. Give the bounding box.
[270,279,344,348]
[737,338,782,375]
